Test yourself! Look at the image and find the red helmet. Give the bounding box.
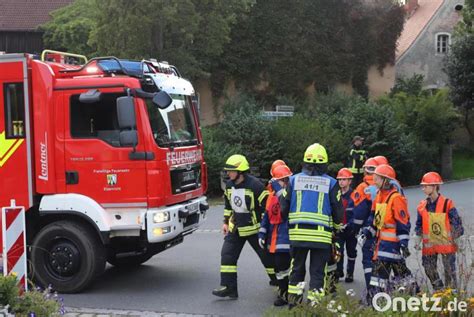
[272,165,292,180]
[374,155,389,165]
[374,164,396,180]
[337,168,353,179]
[420,172,443,185]
[270,160,287,177]
[363,157,378,168]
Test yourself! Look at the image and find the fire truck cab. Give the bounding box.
[0,50,208,292]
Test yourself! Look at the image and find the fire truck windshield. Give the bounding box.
[145,94,198,148]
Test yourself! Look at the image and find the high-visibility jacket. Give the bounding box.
[351,175,377,230]
[281,171,343,249]
[371,188,411,262]
[347,146,367,174]
[259,189,290,253]
[416,195,458,256]
[223,174,268,237]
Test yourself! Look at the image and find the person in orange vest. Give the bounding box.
[259,162,292,306]
[413,172,464,290]
[335,168,357,283]
[362,164,417,303]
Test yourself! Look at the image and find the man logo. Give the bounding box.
[107,174,117,186]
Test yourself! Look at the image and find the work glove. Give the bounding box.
[269,179,283,196]
[258,238,266,250]
[400,245,411,259]
[357,233,366,247]
[412,235,422,251]
[362,226,374,239]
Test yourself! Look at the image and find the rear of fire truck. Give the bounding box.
[0,50,208,293]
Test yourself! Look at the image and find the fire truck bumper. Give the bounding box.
[146,196,208,243]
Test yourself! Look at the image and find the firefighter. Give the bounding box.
[335,168,357,283]
[346,136,368,188]
[259,163,292,306]
[212,154,276,299]
[349,157,379,288]
[278,143,344,306]
[413,172,464,290]
[361,164,416,303]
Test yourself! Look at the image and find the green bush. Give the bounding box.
[0,275,63,316]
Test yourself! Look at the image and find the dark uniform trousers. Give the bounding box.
[422,253,457,290]
[274,252,291,296]
[289,247,331,293]
[368,260,415,303]
[220,232,276,289]
[336,230,358,276]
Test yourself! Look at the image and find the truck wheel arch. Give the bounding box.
[38,194,111,243]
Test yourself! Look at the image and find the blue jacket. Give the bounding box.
[259,211,290,253]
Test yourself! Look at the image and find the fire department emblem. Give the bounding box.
[107,174,117,186]
[432,223,442,236]
[233,196,243,207]
[374,213,381,228]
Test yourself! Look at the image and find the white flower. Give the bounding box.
[337,305,342,311]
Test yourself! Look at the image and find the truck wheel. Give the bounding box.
[30,220,105,293]
[107,253,153,267]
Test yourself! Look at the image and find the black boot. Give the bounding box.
[335,270,344,280]
[274,289,288,307]
[269,279,278,286]
[212,285,238,299]
[345,273,354,283]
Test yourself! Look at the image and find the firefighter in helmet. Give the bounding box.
[414,172,464,290]
[212,154,276,299]
[278,143,344,306]
[346,136,368,188]
[362,164,417,304]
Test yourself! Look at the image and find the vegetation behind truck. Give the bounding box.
[0,51,208,293]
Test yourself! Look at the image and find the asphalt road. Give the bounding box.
[62,180,474,316]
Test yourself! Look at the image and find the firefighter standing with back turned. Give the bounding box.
[212,154,277,299]
[278,143,344,306]
[413,172,464,290]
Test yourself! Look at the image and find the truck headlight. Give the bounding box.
[153,211,170,223]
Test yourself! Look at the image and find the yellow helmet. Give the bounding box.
[303,143,328,164]
[224,154,250,172]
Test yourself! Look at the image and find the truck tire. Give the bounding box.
[107,253,153,267]
[30,220,106,293]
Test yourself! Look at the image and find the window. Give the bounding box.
[436,33,451,54]
[70,92,129,147]
[3,83,25,138]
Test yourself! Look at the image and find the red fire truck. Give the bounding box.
[0,50,208,293]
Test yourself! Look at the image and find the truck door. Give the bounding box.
[63,90,148,207]
[0,55,33,208]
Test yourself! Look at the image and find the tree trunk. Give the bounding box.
[441,142,453,180]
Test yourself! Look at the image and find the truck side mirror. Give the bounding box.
[79,89,101,103]
[117,96,136,129]
[119,130,138,147]
[152,91,172,109]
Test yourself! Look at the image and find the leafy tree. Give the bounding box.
[42,0,98,56]
[42,0,252,80]
[444,0,474,145]
[390,74,425,97]
[212,0,404,98]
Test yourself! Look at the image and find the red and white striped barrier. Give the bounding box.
[2,200,27,291]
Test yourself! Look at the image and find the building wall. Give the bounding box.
[396,0,464,89]
[0,31,43,54]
